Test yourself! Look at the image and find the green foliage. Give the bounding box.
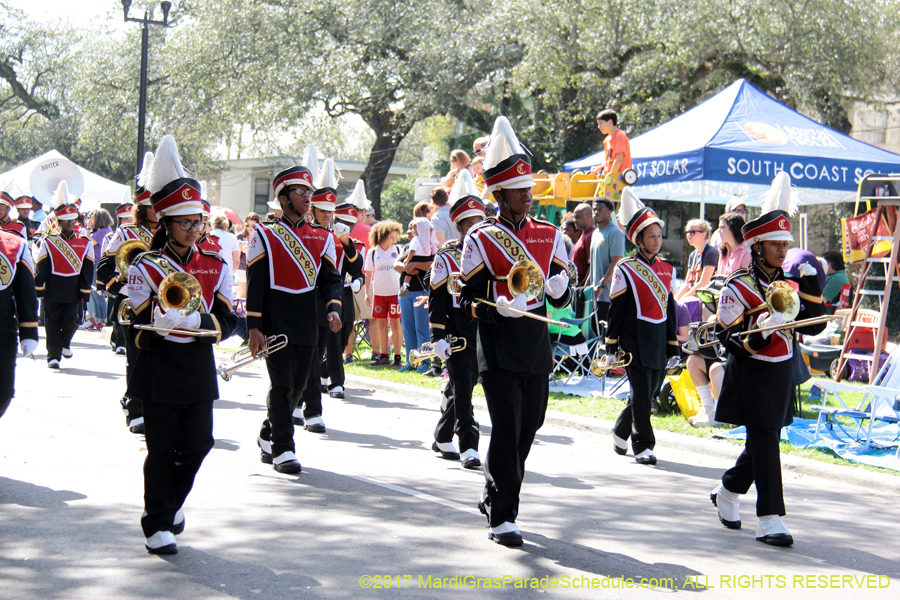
[380,177,417,224]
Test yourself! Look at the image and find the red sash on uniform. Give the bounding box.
[123,224,153,244]
[46,235,91,277]
[197,234,221,254]
[727,274,791,360]
[0,219,26,239]
[0,231,25,289]
[257,222,330,293]
[616,257,673,323]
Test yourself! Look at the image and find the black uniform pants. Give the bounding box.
[722,426,785,517]
[44,301,79,362]
[480,370,548,527]
[323,327,345,389]
[0,340,16,419]
[300,327,329,418]
[434,347,480,452]
[141,399,214,537]
[260,343,316,457]
[110,294,126,350]
[613,362,665,455]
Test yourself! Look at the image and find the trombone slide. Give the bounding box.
[736,314,841,339]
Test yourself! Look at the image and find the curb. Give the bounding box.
[345,373,900,495]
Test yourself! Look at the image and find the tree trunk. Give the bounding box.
[361,110,412,219]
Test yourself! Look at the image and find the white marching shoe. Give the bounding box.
[145,531,177,555]
[272,451,302,474]
[304,415,325,433]
[291,408,305,426]
[756,515,793,546]
[460,448,481,469]
[488,521,523,547]
[710,483,741,529]
[61,348,73,359]
[173,508,185,535]
[431,440,460,460]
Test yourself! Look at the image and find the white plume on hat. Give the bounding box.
[200,180,208,200]
[302,144,320,185]
[137,151,155,189]
[121,188,133,204]
[316,157,340,189]
[267,197,281,211]
[760,172,798,217]
[617,187,643,229]
[347,180,371,210]
[449,170,479,204]
[146,135,186,194]
[49,180,71,209]
[483,116,523,173]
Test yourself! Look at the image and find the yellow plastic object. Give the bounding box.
[532,173,553,197]
[569,173,601,200]
[669,369,701,420]
[600,171,629,202]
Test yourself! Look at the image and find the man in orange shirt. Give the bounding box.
[589,109,632,177]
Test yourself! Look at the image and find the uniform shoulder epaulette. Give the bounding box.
[132,249,162,268]
[724,268,753,286]
[308,222,327,230]
[198,247,226,262]
[529,216,557,228]
[435,243,462,259]
[468,219,494,234]
[441,239,457,249]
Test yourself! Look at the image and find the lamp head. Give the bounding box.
[160,1,171,21]
[121,0,132,18]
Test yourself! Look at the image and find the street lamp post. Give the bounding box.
[121,1,172,179]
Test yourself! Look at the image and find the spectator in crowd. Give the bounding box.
[561,217,580,248]
[822,250,851,312]
[470,156,484,178]
[365,220,404,367]
[400,218,438,296]
[472,136,488,158]
[484,201,497,217]
[364,207,376,226]
[589,109,632,177]
[716,213,750,276]
[209,215,240,276]
[711,197,747,247]
[441,150,472,190]
[590,198,625,323]
[413,200,434,220]
[430,187,457,245]
[570,203,594,287]
[84,209,113,332]
[236,212,261,299]
[674,219,716,301]
[394,221,434,373]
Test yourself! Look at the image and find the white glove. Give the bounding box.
[153,306,184,331]
[757,311,786,340]
[333,222,350,237]
[350,279,362,293]
[797,262,817,277]
[181,311,202,330]
[432,338,452,360]
[495,294,528,318]
[545,272,570,299]
[20,338,38,358]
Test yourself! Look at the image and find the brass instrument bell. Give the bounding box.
[409,336,467,368]
[114,239,149,282]
[218,334,288,381]
[118,298,134,326]
[590,350,632,377]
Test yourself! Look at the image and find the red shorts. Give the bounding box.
[372,294,400,319]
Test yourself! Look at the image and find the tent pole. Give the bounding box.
[699,181,706,220]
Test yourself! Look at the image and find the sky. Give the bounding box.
[11,0,142,26]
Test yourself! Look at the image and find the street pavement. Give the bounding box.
[1,328,899,599]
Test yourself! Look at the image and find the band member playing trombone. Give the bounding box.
[459,117,572,547]
[428,171,484,469]
[246,162,343,474]
[34,182,93,370]
[0,228,39,419]
[126,135,236,555]
[711,173,825,547]
[605,188,679,466]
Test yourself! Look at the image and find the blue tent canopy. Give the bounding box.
[564,79,900,210]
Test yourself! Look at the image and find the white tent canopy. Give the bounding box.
[0,150,130,214]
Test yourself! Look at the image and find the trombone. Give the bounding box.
[134,272,219,337]
[218,334,288,381]
[447,260,569,327]
[736,280,841,339]
[590,350,632,376]
[409,336,466,368]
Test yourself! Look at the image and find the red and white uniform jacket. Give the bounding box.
[0,230,39,344]
[606,252,679,369]
[96,224,155,296]
[428,239,477,347]
[245,215,343,346]
[459,215,571,374]
[0,218,26,240]
[34,232,93,304]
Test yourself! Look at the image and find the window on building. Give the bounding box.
[862,110,888,145]
[254,178,271,215]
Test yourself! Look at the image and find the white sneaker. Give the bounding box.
[47,359,60,370]
[273,451,302,474]
[304,415,325,433]
[460,448,481,468]
[145,531,177,554]
[634,449,657,465]
[61,348,73,358]
[488,521,523,546]
[756,515,793,546]
[711,483,741,529]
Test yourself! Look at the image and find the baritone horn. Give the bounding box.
[737,280,840,339]
[590,350,632,376]
[118,298,134,325]
[134,272,219,336]
[113,239,149,283]
[218,334,288,381]
[409,336,467,368]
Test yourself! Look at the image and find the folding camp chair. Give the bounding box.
[549,314,601,384]
[351,319,372,360]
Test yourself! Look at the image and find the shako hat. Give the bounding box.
[448,171,485,224]
[145,135,203,218]
[135,151,155,206]
[115,188,134,218]
[482,116,534,193]
[618,187,663,245]
[742,173,797,243]
[346,180,371,211]
[50,180,79,220]
[334,202,358,224]
[311,157,340,212]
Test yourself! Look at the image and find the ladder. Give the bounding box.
[834,175,900,383]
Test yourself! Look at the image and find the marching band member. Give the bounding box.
[97,153,158,433]
[15,194,38,244]
[246,160,343,474]
[0,184,27,239]
[197,199,223,255]
[335,202,366,365]
[711,173,825,547]
[459,117,572,546]
[427,171,484,469]
[0,228,39,419]
[605,188,679,465]
[126,135,236,555]
[34,182,93,370]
